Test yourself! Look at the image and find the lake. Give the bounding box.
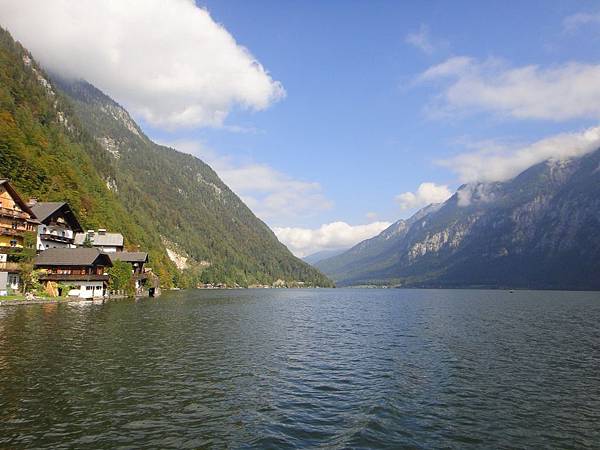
[0,288,599,448]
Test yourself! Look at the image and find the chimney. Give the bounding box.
[27,198,38,206]
[98,228,107,235]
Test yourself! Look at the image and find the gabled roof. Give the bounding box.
[34,248,112,267]
[29,202,84,231]
[109,252,148,264]
[74,232,124,247]
[0,179,36,218]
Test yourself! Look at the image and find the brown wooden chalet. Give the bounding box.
[34,248,112,298]
[0,179,38,252]
[108,251,158,296]
[108,252,148,274]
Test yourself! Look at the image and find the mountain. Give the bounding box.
[0,27,332,288]
[303,248,349,265]
[317,150,600,290]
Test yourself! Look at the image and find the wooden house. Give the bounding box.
[29,201,84,251]
[0,179,38,295]
[109,251,159,296]
[0,179,38,251]
[34,248,112,298]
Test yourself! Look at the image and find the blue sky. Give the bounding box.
[147,0,600,228]
[4,0,600,255]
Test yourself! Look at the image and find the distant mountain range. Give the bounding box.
[302,248,349,265]
[316,149,600,290]
[0,27,332,288]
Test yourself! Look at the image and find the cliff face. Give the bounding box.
[317,150,600,289]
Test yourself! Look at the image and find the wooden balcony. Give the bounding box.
[40,233,74,244]
[0,262,20,272]
[0,227,25,237]
[0,206,29,220]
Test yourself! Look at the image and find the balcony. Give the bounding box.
[0,206,28,220]
[40,233,74,244]
[0,228,25,237]
[0,262,20,272]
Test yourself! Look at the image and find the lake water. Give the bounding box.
[0,288,599,448]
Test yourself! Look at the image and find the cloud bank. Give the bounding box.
[396,182,452,210]
[0,0,284,128]
[420,56,600,121]
[168,140,332,225]
[439,125,600,182]
[273,221,392,257]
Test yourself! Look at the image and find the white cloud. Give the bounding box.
[395,182,452,210]
[420,56,600,121]
[405,24,435,54]
[166,140,332,224]
[563,11,600,32]
[0,0,284,128]
[273,221,392,257]
[439,125,600,182]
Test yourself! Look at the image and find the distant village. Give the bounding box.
[0,179,159,299]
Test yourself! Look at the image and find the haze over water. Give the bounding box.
[1,289,599,448]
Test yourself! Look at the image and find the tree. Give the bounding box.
[82,234,93,248]
[19,262,41,294]
[107,260,134,295]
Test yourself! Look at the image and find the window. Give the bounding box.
[9,240,17,247]
[7,274,18,287]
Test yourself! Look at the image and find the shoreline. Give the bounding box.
[0,294,132,307]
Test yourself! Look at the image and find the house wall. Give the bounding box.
[0,185,35,251]
[0,185,16,209]
[98,246,120,253]
[0,234,22,248]
[75,281,105,299]
[37,225,75,251]
[0,271,7,296]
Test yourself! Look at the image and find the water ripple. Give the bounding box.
[1,288,599,448]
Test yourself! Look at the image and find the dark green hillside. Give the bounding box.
[0,28,176,283]
[0,27,332,287]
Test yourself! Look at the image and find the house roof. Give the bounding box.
[34,248,112,267]
[109,252,148,264]
[74,232,124,247]
[29,202,83,232]
[0,179,37,219]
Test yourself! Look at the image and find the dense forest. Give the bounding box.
[0,27,333,288]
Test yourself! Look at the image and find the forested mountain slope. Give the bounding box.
[0,28,332,287]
